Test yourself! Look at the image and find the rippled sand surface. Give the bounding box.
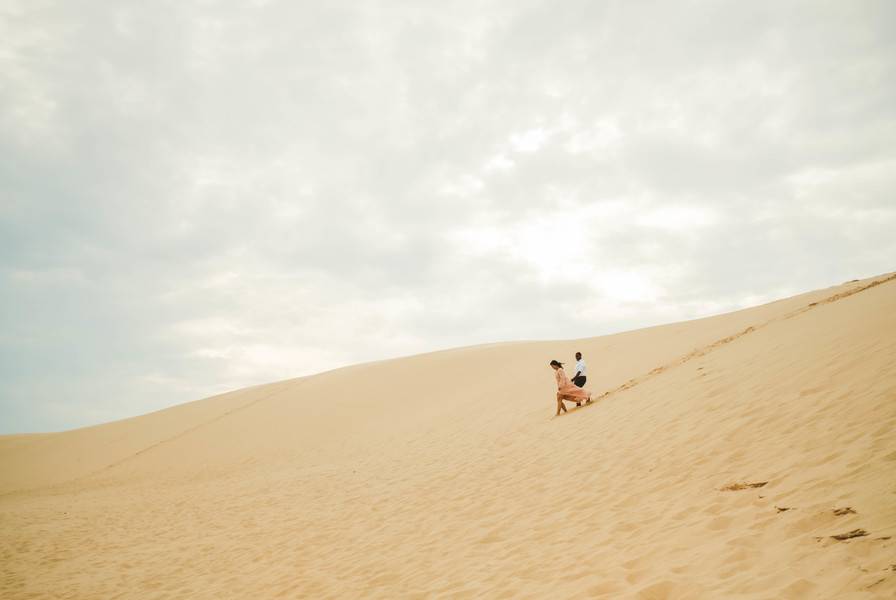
[2,273,894,599]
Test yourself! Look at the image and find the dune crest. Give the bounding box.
[2,273,895,598]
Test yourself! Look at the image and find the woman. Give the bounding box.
[550,359,592,415]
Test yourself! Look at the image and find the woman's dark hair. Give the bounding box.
[550,360,563,367]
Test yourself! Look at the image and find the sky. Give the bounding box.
[1,1,894,433]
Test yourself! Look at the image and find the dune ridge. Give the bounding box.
[587,272,896,405]
[2,273,895,598]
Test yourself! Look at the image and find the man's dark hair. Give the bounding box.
[575,352,582,359]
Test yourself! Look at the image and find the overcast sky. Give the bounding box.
[2,1,894,433]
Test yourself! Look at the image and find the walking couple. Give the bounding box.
[550,352,592,415]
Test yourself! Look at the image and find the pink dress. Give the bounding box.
[555,367,590,401]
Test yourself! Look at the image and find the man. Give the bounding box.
[572,352,587,388]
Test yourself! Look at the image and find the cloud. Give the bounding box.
[1,0,894,432]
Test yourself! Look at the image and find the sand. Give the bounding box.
[2,273,895,599]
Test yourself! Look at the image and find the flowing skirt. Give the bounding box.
[558,382,590,401]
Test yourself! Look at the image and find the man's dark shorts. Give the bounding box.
[573,375,587,387]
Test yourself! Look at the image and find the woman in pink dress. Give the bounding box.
[550,359,592,415]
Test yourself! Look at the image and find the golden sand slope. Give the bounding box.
[2,274,895,599]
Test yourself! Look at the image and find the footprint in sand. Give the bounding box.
[720,481,767,491]
[831,529,868,541]
[833,507,856,516]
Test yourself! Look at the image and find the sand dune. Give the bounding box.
[2,273,895,599]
